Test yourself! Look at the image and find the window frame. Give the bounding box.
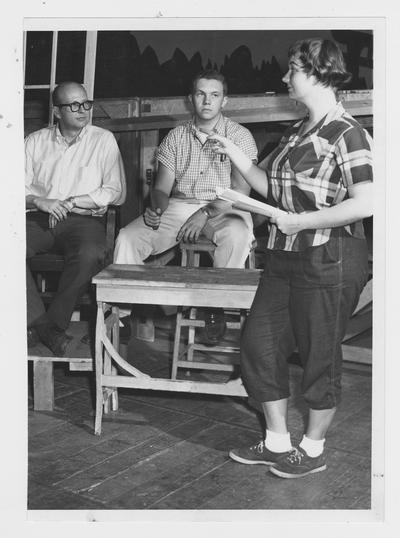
[23,30,98,125]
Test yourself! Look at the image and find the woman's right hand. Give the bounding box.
[208,133,270,200]
[207,133,236,159]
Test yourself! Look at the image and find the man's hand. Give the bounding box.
[143,207,162,229]
[34,197,70,221]
[62,197,75,212]
[176,210,208,243]
[48,214,58,229]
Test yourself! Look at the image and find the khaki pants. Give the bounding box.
[114,198,254,269]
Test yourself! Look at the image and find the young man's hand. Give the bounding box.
[176,209,209,243]
[143,207,162,229]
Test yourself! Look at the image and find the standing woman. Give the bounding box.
[210,38,373,478]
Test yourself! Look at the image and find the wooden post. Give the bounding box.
[33,360,54,411]
[118,131,141,226]
[139,129,159,206]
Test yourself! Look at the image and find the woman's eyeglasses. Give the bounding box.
[55,100,93,112]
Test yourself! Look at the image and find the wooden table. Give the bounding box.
[92,264,261,435]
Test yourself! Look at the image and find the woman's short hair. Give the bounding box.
[288,38,352,89]
[190,69,228,95]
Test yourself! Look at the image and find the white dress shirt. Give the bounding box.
[25,124,126,216]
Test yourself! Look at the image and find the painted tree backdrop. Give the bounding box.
[25,29,373,99]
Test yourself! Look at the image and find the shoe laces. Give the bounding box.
[251,440,266,454]
[287,448,304,464]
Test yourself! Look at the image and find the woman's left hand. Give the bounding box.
[270,212,304,235]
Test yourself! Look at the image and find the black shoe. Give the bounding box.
[229,440,291,466]
[268,447,327,478]
[35,322,73,357]
[27,327,40,348]
[202,308,226,345]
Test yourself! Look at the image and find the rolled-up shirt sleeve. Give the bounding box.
[87,132,126,209]
[157,129,177,172]
[25,134,39,197]
[335,126,373,187]
[25,137,34,196]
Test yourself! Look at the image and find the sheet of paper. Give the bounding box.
[216,188,285,218]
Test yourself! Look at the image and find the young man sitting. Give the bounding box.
[114,69,258,343]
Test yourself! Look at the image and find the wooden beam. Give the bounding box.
[101,374,247,397]
[342,345,372,365]
[96,94,372,133]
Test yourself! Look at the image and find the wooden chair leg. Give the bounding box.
[110,365,119,411]
[171,308,184,379]
[186,307,197,364]
[33,360,54,411]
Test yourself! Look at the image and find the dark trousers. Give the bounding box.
[26,212,107,330]
[241,231,369,409]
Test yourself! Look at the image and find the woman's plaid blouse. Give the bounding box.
[260,102,373,251]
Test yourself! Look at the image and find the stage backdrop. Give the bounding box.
[25,29,373,99]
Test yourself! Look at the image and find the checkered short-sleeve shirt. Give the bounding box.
[260,102,373,251]
[157,115,258,200]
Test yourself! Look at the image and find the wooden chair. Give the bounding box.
[171,237,257,379]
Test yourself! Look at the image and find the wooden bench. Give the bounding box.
[28,321,93,411]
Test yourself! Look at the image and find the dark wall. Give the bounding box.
[25,29,373,100]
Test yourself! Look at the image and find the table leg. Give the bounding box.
[94,301,105,435]
[111,306,120,411]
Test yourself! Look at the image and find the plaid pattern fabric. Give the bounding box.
[157,115,258,201]
[260,102,373,251]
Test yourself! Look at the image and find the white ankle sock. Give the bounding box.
[299,435,325,457]
[264,429,292,453]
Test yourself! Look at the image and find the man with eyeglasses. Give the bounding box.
[25,81,126,356]
[113,69,257,343]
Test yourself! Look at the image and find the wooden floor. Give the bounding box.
[28,322,372,511]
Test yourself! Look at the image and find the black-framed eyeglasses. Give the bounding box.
[55,100,93,112]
